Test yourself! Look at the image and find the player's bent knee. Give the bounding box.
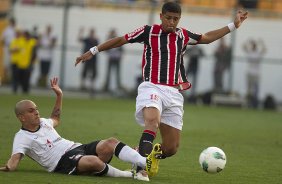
[78,156,105,173]
[104,137,119,148]
[101,137,118,154]
[105,137,119,145]
[164,149,177,157]
[162,146,178,157]
[145,120,159,131]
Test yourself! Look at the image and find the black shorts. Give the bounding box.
[54,140,105,175]
[81,59,97,79]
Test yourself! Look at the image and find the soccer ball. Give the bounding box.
[199,147,227,173]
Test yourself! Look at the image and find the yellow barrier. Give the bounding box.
[0,0,10,84]
[182,0,280,12]
[0,20,8,84]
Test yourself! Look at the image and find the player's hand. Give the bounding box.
[234,10,248,28]
[50,77,62,96]
[75,51,93,66]
[0,166,10,172]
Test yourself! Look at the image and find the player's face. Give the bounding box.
[19,102,40,126]
[160,12,181,33]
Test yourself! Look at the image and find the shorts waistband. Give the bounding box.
[141,82,180,91]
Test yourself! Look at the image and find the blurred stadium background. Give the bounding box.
[0,1,282,184]
[0,0,282,109]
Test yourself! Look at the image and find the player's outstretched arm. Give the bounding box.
[50,77,63,128]
[199,10,248,44]
[75,36,127,66]
[0,153,23,172]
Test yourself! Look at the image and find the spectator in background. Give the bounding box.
[185,45,204,100]
[17,31,37,94]
[243,39,266,108]
[103,28,124,93]
[1,17,16,83]
[37,25,57,87]
[78,28,99,92]
[9,29,24,93]
[213,38,232,93]
[31,25,39,40]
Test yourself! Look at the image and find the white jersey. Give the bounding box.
[247,50,263,77]
[38,34,56,60]
[12,118,81,172]
[2,25,15,47]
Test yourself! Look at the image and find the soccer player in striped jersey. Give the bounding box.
[75,1,248,178]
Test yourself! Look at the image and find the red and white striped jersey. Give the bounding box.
[125,24,202,90]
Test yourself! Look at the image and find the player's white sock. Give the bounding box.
[115,143,146,168]
[106,164,132,178]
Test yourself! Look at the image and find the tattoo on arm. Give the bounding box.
[51,107,61,120]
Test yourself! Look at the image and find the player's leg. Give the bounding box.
[112,138,160,180]
[159,123,181,157]
[136,85,162,157]
[158,89,184,158]
[77,155,132,177]
[53,146,111,176]
[86,138,150,180]
[139,107,160,157]
[135,83,163,175]
[132,107,161,178]
[93,138,147,169]
[77,155,106,174]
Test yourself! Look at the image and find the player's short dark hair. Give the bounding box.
[162,2,181,14]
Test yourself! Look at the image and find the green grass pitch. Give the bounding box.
[0,93,282,184]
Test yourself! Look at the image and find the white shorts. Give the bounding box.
[135,82,184,130]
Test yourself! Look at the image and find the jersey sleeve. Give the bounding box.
[12,133,28,156]
[124,25,147,43]
[187,30,202,45]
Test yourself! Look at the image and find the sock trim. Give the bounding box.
[94,164,109,176]
[114,142,126,157]
[144,129,156,138]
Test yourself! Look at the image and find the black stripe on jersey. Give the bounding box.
[174,36,183,84]
[159,32,168,83]
[144,45,152,81]
[142,25,150,45]
[187,30,201,41]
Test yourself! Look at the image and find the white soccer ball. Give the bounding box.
[199,147,227,173]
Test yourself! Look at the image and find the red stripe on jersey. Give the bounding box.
[168,33,177,84]
[181,28,189,45]
[150,26,161,84]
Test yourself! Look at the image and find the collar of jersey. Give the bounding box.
[21,125,41,133]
